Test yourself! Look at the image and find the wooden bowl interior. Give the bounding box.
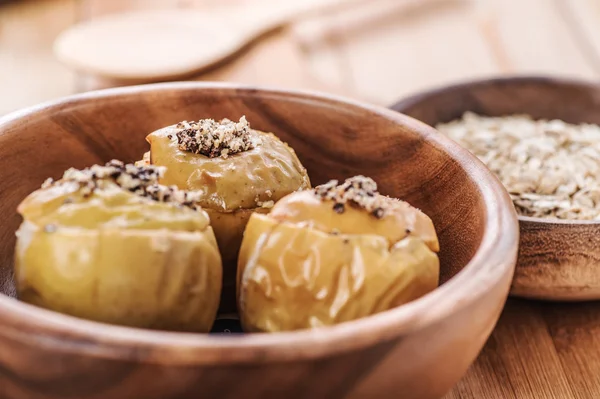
[391,76,600,126]
[0,85,488,304]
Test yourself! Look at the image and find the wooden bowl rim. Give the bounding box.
[0,82,518,364]
[390,74,600,227]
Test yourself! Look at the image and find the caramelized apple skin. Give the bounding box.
[237,191,440,333]
[15,181,222,333]
[146,126,310,210]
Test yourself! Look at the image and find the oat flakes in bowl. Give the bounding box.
[436,112,600,220]
[391,76,600,301]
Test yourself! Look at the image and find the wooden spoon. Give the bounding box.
[53,0,380,81]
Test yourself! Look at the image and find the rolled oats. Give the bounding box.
[436,112,600,220]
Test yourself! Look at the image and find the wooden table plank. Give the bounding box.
[490,301,574,399]
[554,0,600,76]
[474,0,597,77]
[298,0,502,105]
[542,302,600,398]
[446,300,577,399]
[0,0,77,115]
[291,0,460,105]
[298,0,599,104]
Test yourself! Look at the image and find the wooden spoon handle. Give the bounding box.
[291,0,461,44]
[246,0,459,37]
[247,0,377,30]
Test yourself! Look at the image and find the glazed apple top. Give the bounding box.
[18,160,211,233]
[268,176,439,252]
[146,116,311,211]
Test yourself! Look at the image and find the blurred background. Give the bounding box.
[1,0,598,116]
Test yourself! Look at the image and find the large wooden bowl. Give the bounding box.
[0,82,518,399]
[391,75,600,301]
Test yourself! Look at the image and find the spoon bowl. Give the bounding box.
[53,9,265,81]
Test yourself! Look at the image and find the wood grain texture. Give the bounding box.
[0,83,518,399]
[297,0,600,104]
[542,301,600,398]
[448,299,578,399]
[391,76,600,301]
[446,299,600,399]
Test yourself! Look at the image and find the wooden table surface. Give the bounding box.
[2,0,600,398]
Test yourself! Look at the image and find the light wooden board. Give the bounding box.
[0,0,77,114]
[2,0,600,397]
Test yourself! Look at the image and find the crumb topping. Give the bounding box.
[174,116,259,158]
[254,194,274,209]
[42,160,202,209]
[258,200,274,209]
[314,176,396,219]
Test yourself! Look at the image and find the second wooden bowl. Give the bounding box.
[0,82,518,399]
[391,75,600,301]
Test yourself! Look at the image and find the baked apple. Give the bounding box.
[15,160,222,333]
[143,116,310,312]
[237,176,439,332]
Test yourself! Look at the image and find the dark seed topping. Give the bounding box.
[314,176,399,219]
[175,116,259,158]
[333,203,345,214]
[372,207,384,218]
[42,160,202,210]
